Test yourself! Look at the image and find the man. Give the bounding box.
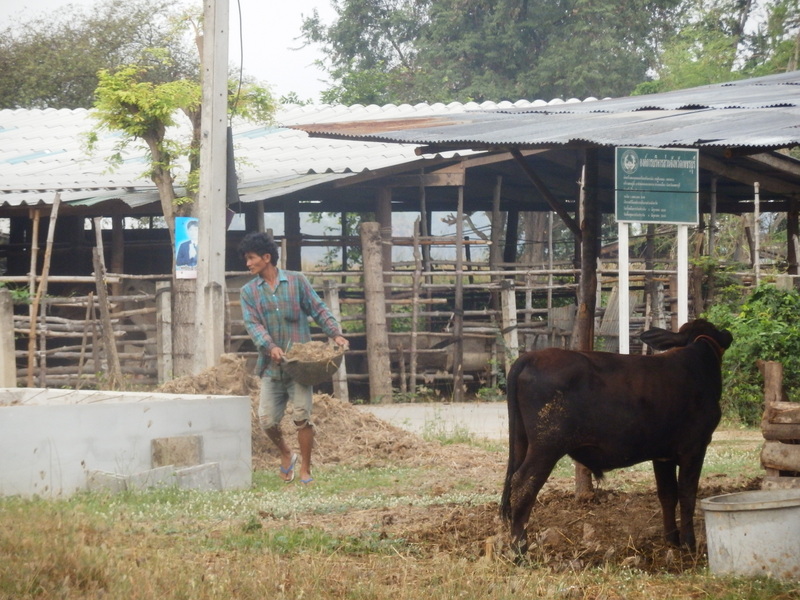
[239,232,347,484]
[176,219,199,268]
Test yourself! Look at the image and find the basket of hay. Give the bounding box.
[283,341,345,386]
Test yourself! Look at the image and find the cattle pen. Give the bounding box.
[0,225,769,401]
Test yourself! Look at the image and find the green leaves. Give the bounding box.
[0,0,199,110]
[704,284,800,425]
[303,0,684,104]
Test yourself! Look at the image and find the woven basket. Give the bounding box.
[283,347,345,386]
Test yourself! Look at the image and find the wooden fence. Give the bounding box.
[2,263,685,395]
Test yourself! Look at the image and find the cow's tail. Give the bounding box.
[500,354,528,522]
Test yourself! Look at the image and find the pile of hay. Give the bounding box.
[285,341,342,362]
[157,354,499,474]
[156,354,258,397]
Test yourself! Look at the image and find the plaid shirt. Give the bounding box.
[240,269,342,378]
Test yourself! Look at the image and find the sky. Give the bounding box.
[1,0,337,101]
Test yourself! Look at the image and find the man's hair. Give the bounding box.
[186,219,199,230]
[238,232,279,266]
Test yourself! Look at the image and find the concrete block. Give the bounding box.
[176,463,222,491]
[87,470,128,493]
[151,435,203,468]
[126,465,178,491]
[0,388,251,498]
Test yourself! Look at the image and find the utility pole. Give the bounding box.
[195,0,229,372]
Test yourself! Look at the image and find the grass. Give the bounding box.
[0,429,797,600]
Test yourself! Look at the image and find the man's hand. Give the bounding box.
[333,335,348,350]
[270,346,285,364]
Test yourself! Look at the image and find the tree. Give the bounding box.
[0,0,198,109]
[636,0,799,94]
[88,61,201,244]
[303,0,683,104]
[88,55,275,244]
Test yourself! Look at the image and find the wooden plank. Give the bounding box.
[761,440,800,471]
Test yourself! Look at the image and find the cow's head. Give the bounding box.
[639,319,733,354]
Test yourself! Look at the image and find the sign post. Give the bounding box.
[615,147,699,352]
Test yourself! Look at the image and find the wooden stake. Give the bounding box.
[76,292,95,390]
[93,217,124,389]
[26,195,61,387]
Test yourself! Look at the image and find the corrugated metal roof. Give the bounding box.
[295,71,800,152]
[0,98,570,210]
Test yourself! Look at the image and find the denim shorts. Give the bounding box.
[258,367,313,430]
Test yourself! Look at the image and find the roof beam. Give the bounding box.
[746,152,800,179]
[701,155,800,196]
[511,149,582,239]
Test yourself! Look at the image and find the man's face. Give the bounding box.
[187,225,199,243]
[244,251,271,276]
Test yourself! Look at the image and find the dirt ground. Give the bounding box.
[158,355,761,573]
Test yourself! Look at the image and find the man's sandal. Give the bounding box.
[280,453,297,483]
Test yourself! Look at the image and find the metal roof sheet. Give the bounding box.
[296,71,800,152]
[0,98,564,210]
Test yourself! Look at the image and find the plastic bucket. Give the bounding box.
[701,489,800,580]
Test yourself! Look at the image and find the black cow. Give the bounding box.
[500,319,733,554]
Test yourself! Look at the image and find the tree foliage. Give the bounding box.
[304,0,684,104]
[636,0,800,94]
[0,0,198,109]
[88,57,276,242]
[88,61,202,238]
[704,284,800,425]
[306,0,798,104]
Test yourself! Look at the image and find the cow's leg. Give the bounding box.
[676,452,707,552]
[508,450,561,556]
[652,460,680,547]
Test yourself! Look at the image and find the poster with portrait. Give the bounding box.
[175,216,199,279]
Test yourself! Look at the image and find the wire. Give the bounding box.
[230,0,245,125]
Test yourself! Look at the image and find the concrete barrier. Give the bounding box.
[0,388,251,497]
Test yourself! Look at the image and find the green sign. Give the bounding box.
[615,147,699,224]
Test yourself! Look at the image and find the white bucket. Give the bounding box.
[701,489,800,580]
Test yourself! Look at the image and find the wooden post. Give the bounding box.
[410,218,422,396]
[360,222,393,403]
[788,198,799,276]
[503,209,519,264]
[709,177,717,258]
[573,152,599,354]
[489,176,504,314]
[758,360,800,487]
[323,279,349,403]
[92,247,123,389]
[0,289,16,387]
[243,200,265,232]
[284,201,302,271]
[340,211,349,271]
[110,215,124,297]
[500,279,519,374]
[27,209,40,322]
[156,281,173,383]
[418,172,432,272]
[453,187,465,402]
[27,195,61,387]
[574,149,600,498]
[76,292,95,389]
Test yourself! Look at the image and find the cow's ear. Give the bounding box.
[639,327,687,350]
[717,329,734,350]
